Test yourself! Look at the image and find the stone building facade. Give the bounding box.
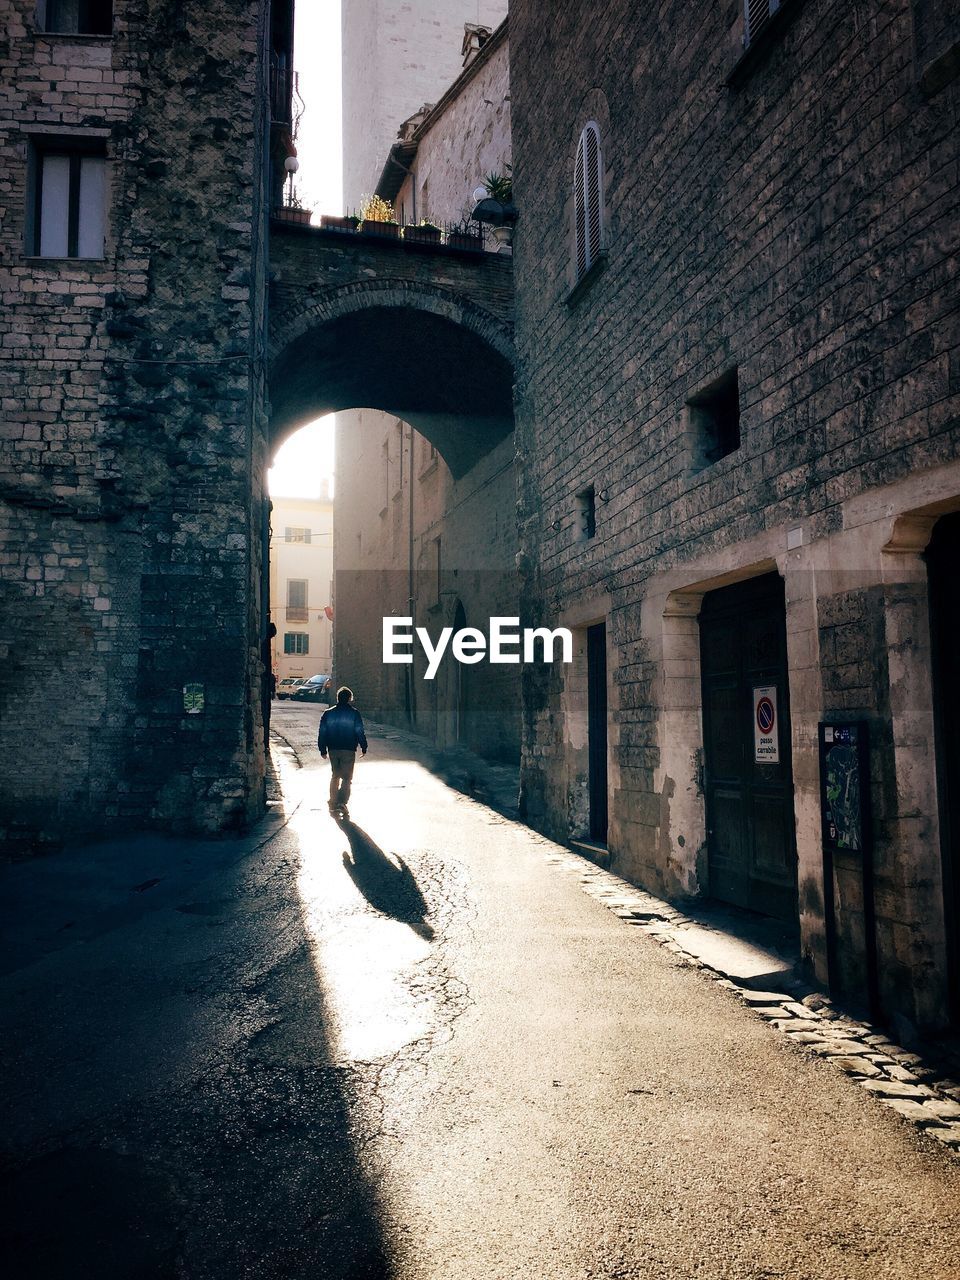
[335,11,519,761]
[0,0,293,846]
[510,0,960,1033]
[341,0,507,216]
[268,490,334,684]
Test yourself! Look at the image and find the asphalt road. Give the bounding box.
[1,700,959,1279]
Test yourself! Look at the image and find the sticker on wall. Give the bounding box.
[183,683,205,715]
[753,685,779,763]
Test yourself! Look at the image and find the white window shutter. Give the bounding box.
[39,154,70,257]
[585,124,602,269]
[574,122,603,280]
[574,133,587,278]
[77,155,105,258]
[744,0,781,47]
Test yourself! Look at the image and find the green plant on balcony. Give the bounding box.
[482,167,513,202]
[359,194,398,237]
[404,218,442,245]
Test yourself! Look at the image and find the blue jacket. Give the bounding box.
[318,704,368,754]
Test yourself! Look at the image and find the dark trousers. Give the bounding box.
[328,749,356,808]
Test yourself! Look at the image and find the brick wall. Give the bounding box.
[510,0,959,1027]
[0,0,271,848]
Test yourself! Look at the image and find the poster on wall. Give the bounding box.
[753,685,780,763]
[818,721,870,855]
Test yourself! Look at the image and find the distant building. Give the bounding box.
[341,0,507,214]
[334,18,519,762]
[335,6,515,761]
[269,490,334,683]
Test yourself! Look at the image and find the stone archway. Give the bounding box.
[268,280,515,478]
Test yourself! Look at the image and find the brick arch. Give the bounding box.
[268,276,515,368]
[268,267,515,479]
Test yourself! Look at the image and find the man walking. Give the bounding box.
[318,686,368,819]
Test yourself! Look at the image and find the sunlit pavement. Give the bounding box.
[2,701,960,1278]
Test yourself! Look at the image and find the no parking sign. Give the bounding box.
[753,685,780,763]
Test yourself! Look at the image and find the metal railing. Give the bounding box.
[270,56,300,126]
[271,207,492,252]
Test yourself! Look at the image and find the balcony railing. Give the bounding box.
[271,208,494,253]
[285,606,308,622]
[270,56,298,125]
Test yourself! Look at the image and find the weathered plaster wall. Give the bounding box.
[394,26,510,227]
[341,0,508,212]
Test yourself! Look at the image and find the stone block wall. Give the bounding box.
[510,0,959,1028]
[0,0,271,848]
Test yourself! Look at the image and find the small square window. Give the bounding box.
[283,632,309,656]
[29,140,106,259]
[284,526,311,543]
[41,1,113,35]
[686,368,741,471]
[577,487,596,540]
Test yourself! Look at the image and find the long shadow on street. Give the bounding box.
[340,819,434,941]
[0,764,396,1279]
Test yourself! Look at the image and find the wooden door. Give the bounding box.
[700,575,797,921]
[587,622,608,844]
[928,513,960,1022]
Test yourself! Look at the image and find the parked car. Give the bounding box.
[276,676,305,700]
[291,673,333,704]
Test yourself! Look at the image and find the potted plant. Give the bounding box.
[280,187,313,226]
[320,212,360,232]
[473,167,517,250]
[404,219,442,246]
[482,168,513,203]
[446,221,483,251]
[358,193,399,239]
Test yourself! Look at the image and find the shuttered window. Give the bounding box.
[32,145,106,259]
[744,0,783,48]
[573,121,603,280]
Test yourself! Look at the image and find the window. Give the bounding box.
[573,122,603,279]
[286,578,308,622]
[577,487,596,541]
[743,0,783,49]
[284,632,309,656]
[686,368,741,470]
[434,536,442,603]
[393,421,404,498]
[30,141,106,259]
[284,526,311,543]
[41,1,113,35]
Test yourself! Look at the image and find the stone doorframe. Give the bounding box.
[558,592,618,851]
[641,552,820,932]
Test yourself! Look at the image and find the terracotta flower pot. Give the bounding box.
[447,231,483,252]
[361,221,400,240]
[404,225,442,245]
